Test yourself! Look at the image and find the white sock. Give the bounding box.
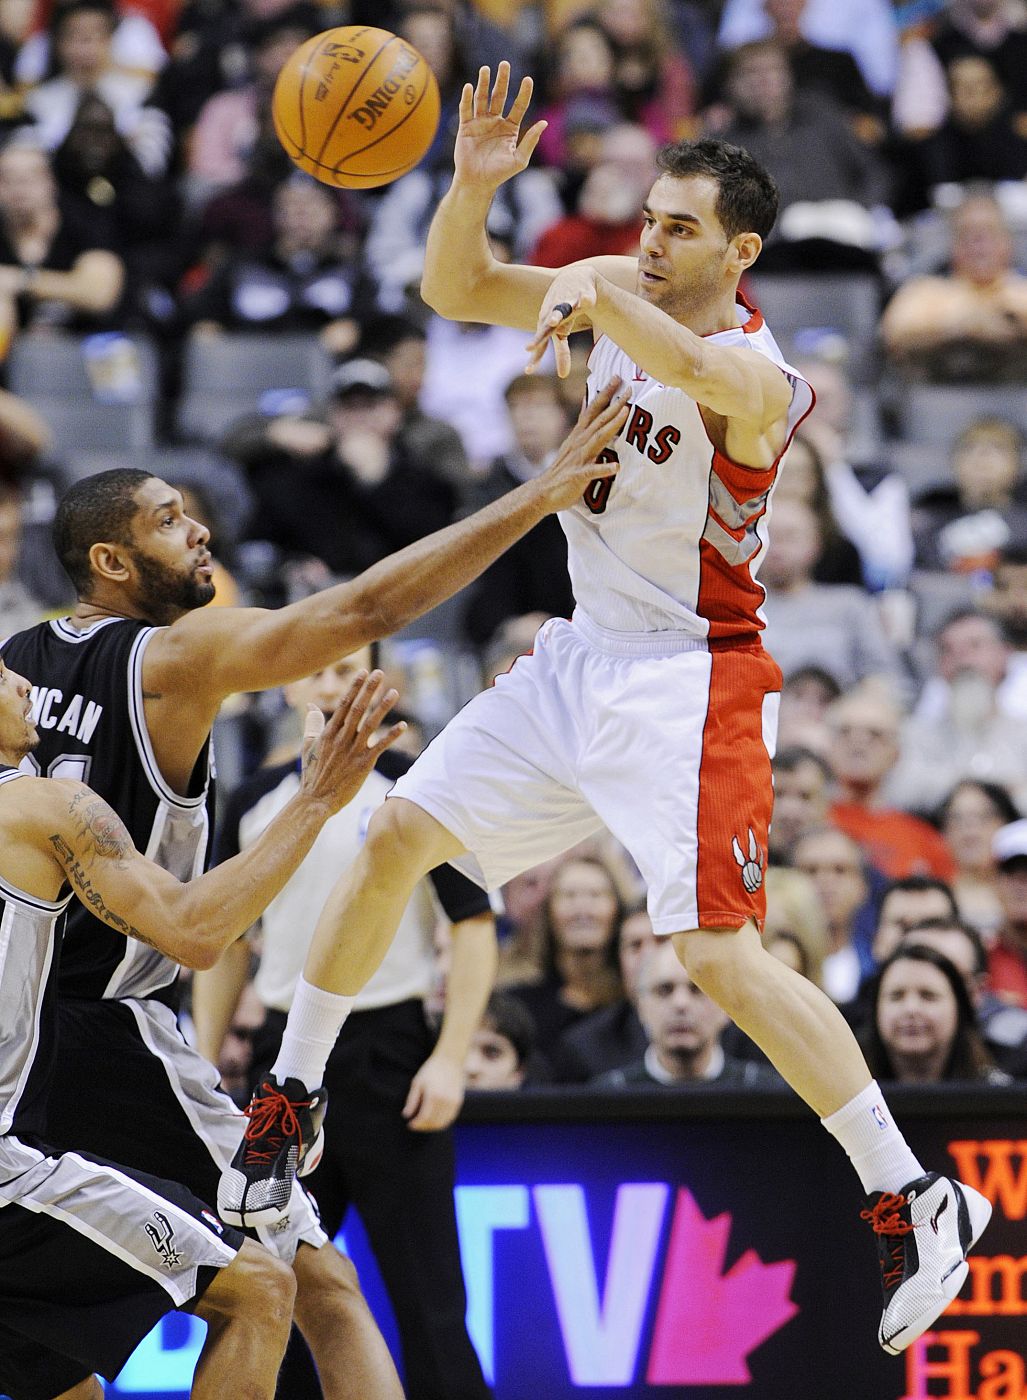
[821,1081,925,1196]
[272,978,356,1093]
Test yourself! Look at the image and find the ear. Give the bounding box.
[731,231,763,275]
[88,539,132,584]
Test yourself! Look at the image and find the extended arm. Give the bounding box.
[421,63,636,330]
[144,380,630,706]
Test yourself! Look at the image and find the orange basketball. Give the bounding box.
[272,26,440,189]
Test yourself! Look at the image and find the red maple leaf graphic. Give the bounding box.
[647,1189,799,1384]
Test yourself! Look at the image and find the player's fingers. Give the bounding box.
[363,686,400,738]
[585,401,631,456]
[507,75,535,128]
[459,82,473,123]
[523,330,551,376]
[489,59,510,115]
[515,118,546,167]
[300,703,324,768]
[328,670,368,736]
[368,720,408,757]
[554,334,572,379]
[473,65,490,117]
[339,669,380,734]
[576,376,622,421]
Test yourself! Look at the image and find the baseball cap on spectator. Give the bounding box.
[993,819,1027,866]
[329,359,394,399]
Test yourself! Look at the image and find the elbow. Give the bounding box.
[182,939,221,972]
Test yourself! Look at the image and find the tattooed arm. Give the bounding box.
[19,672,404,968]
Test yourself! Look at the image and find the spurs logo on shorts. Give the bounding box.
[732,829,764,895]
[144,1210,182,1268]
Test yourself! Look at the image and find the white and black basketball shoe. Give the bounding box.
[218,1074,327,1229]
[861,1172,992,1355]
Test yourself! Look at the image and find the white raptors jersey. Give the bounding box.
[568,298,814,638]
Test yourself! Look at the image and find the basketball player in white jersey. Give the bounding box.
[223,64,991,1356]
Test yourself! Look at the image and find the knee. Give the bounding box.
[672,926,757,1012]
[235,1241,297,1334]
[293,1243,371,1335]
[365,797,455,878]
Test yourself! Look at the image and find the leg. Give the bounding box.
[55,1382,104,1400]
[291,1241,404,1400]
[671,920,871,1117]
[192,1239,295,1399]
[303,797,465,993]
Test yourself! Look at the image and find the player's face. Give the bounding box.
[637,175,737,320]
[126,479,214,624]
[0,658,38,762]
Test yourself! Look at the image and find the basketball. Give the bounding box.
[271,25,440,189]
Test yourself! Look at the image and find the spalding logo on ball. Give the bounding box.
[272,25,441,189]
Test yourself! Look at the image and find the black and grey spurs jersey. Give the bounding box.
[0,766,72,1140]
[1,618,214,1003]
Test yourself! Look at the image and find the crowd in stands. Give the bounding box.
[2,0,1027,1098]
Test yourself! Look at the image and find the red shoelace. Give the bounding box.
[241,1086,310,1165]
[861,1192,916,1288]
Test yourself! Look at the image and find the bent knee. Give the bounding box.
[293,1240,363,1304]
[672,922,761,999]
[365,796,461,873]
[203,1240,296,1327]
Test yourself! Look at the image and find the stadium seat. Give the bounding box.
[898,385,1027,447]
[744,272,882,383]
[176,332,335,442]
[7,332,159,455]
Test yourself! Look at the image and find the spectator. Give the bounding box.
[774,662,840,754]
[792,352,916,591]
[912,418,1027,574]
[983,543,1027,717]
[50,91,181,309]
[713,39,890,271]
[826,683,957,880]
[465,991,540,1088]
[595,939,782,1086]
[870,874,960,966]
[895,54,1027,215]
[185,4,318,200]
[759,496,904,689]
[550,901,655,1083]
[939,779,1021,938]
[181,170,377,355]
[880,191,1027,381]
[507,852,625,1062]
[22,0,171,176]
[0,477,48,635]
[529,121,654,267]
[792,824,875,1003]
[769,744,833,863]
[763,865,829,991]
[494,851,564,989]
[989,818,1027,1007]
[536,20,621,174]
[462,373,575,646]
[358,314,473,502]
[774,433,864,585]
[716,0,899,98]
[899,914,1027,1077]
[0,138,124,337]
[594,0,695,142]
[930,0,1027,121]
[706,0,884,142]
[860,945,1007,1084]
[888,610,1027,813]
[231,357,459,579]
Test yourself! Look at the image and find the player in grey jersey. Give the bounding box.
[0,652,402,1399]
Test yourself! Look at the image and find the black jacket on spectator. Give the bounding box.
[550,998,648,1084]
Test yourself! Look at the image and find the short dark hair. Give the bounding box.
[654,138,779,240]
[53,0,117,34]
[773,746,832,782]
[877,875,958,921]
[53,468,153,595]
[482,992,537,1068]
[936,778,1019,831]
[901,916,988,977]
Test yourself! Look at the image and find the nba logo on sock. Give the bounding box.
[871,1104,887,1130]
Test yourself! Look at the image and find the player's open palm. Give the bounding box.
[538,377,631,513]
[300,671,405,814]
[454,61,546,191]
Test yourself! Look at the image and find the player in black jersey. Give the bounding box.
[0,384,628,1398]
[0,652,402,1400]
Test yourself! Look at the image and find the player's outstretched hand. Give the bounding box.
[299,672,405,814]
[536,378,630,514]
[453,61,546,192]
